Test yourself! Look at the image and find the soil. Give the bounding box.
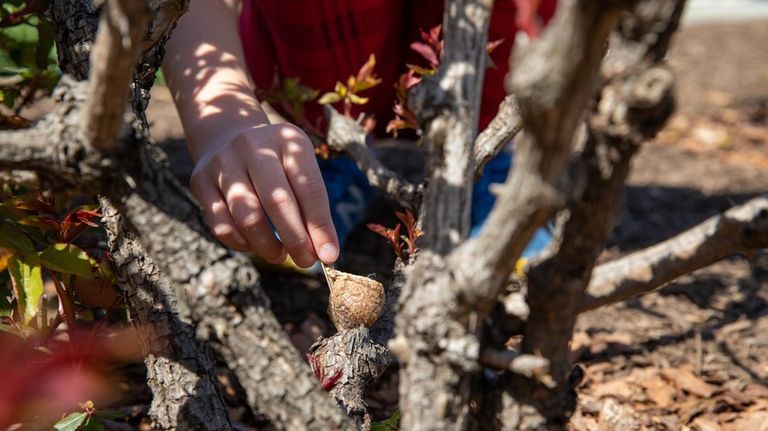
[18,19,768,430]
[568,20,768,431]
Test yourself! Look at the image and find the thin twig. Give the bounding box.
[473,95,522,177]
[325,106,423,209]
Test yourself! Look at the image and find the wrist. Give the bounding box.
[185,115,270,163]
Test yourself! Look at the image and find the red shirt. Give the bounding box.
[238,0,556,132]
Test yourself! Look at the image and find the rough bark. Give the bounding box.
[453,0,624,322]
[120,144,354,429]
[100,196,233,430]
[308,327,392,430]
[393,0,496,429]
[0,78,112,190]
[501,2,684,428]
[40,1,355,429]
[408,0,495,255]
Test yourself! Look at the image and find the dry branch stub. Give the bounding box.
[323,264,386,331]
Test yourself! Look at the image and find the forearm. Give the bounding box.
[162,0,267,162]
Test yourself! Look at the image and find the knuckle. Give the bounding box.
[225,185,250,203]
[238,212,264,230]
[282,235,311,253]
[269,188,293,210]
[212,223,237,238]
[210,153,230,173]
[256,241,284,261]
[310,219,335,234]
[213,225,248,250]
[300,177,327,195]
[232,133,255,151]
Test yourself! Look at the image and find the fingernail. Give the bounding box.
[318,243,339,263]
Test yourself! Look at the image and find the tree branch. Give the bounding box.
[117,144,354,429]
[0,78,119,189]
[100,196,233,430]
[479,349,552,385]
[582,194,768,312]
[453,0,624,315]
[473,95,522,176]
[81,0,149,153]
[394,1,497,427]
[408,0,495,254]
[45,1,353,427]
[503,1,684,427]
[308,327,392,430]
[325,106,423,209]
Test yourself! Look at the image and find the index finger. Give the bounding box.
[278,125,339,264]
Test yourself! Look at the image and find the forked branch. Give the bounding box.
[325,106,423,209]
[454,0,625,314]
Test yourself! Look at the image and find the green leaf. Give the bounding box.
[0,224,34,253]
[35,18,55,71]
[371,409,401,431]
[7,253,42,324]
[0,89,18,109]
[0,284,13,318]
[82,417,105,431]
[39,243,95,279]
[1,22,38,46]
[317,91,343,105]
[0,49,17,72]
[53,412,88,431]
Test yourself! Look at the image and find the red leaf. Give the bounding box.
[362,116,377,134]
[367,223,390,239]
[513,0,543,38]
[356,54,377,82]
[395,210,416,231]
[410,42,440,67]
[18,215,59,232]
[486,38,505,54]
[61,207,102,242]
[390,223,404,260]
[367,223,404,260]
[420,24,442,51]
[395,209,422,256]
[401,69,422,90]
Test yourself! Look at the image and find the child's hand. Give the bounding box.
[189,123,339,268]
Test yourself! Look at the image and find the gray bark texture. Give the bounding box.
[5,0,354,429]
[3,0,768,430]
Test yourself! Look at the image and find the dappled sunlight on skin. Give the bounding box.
[163,0,340,267]
[0,326,142,428]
